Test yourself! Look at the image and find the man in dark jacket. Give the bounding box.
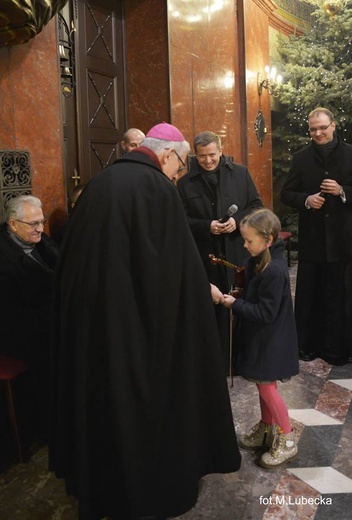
[281,107,352,365]
[0,194,58,438]
[49,123,241,520]
[177,131,262,362]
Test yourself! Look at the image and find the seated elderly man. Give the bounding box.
[0,195,58,441]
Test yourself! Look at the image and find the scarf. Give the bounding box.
[200,155,226,220]
[311,133,339,167]
[8,229,48,267]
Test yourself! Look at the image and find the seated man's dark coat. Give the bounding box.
[0,223,58,366]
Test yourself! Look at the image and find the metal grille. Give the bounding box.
[0,151,32,222]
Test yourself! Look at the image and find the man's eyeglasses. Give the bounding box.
[13,219,47,229]
[308,121,333,134]
[174,150,187,173]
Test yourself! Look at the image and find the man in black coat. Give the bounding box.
[281,107,352,365]
[49,123,241,520]
[177,131,262,362]
[0,194,58,438]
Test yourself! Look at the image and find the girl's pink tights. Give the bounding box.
[257,381,292,434]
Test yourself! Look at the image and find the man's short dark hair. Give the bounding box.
[308,107,335,122]
[194,131,221,153]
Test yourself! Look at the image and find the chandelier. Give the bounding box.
[302,0,348,16]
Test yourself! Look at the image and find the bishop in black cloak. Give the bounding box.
[49,123,241,520]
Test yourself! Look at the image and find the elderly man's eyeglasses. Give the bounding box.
[174,150,187,173]
[13,219,47,229]
[308,121,333,134]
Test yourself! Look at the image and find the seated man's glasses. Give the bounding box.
[14,219,47,229]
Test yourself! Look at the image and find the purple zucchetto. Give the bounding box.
[146,122,185,142]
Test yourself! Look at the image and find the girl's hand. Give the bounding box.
[222,294,235,308]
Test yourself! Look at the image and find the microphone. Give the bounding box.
[220,204,238,223]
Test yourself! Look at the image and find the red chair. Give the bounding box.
[0,355,28,463]
[279,230,293,267]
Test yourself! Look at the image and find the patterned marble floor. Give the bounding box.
[1,265,352,519]
[1,358,351,520]
[172,357,352,520]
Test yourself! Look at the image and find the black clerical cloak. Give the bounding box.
[49,150,241,520]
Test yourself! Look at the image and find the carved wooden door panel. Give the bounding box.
[60,0,125,198]
[76,0,125,182]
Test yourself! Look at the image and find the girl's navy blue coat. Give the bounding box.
[233,240,299,381]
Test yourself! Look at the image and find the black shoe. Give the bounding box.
[299,351,317,362]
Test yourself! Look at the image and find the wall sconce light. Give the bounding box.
[257,66,282,97]
[254,110,267,147]
[58,13,75,97]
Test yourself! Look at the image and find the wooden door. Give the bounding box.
[60,0,126,200]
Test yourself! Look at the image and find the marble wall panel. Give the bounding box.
[168,0,205,58]
[168,0,241,161]
[0,17,65,217]
[169,0,237,69]
[0,47,16,149]
[124,0,170,133]
[169,49,193,144]
[31,156,65,212]
[244,0,273,207]
[191,58,237,153]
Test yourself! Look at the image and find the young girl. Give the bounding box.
[223,208,299,468]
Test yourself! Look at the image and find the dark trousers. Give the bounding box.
[295,261,352,363]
